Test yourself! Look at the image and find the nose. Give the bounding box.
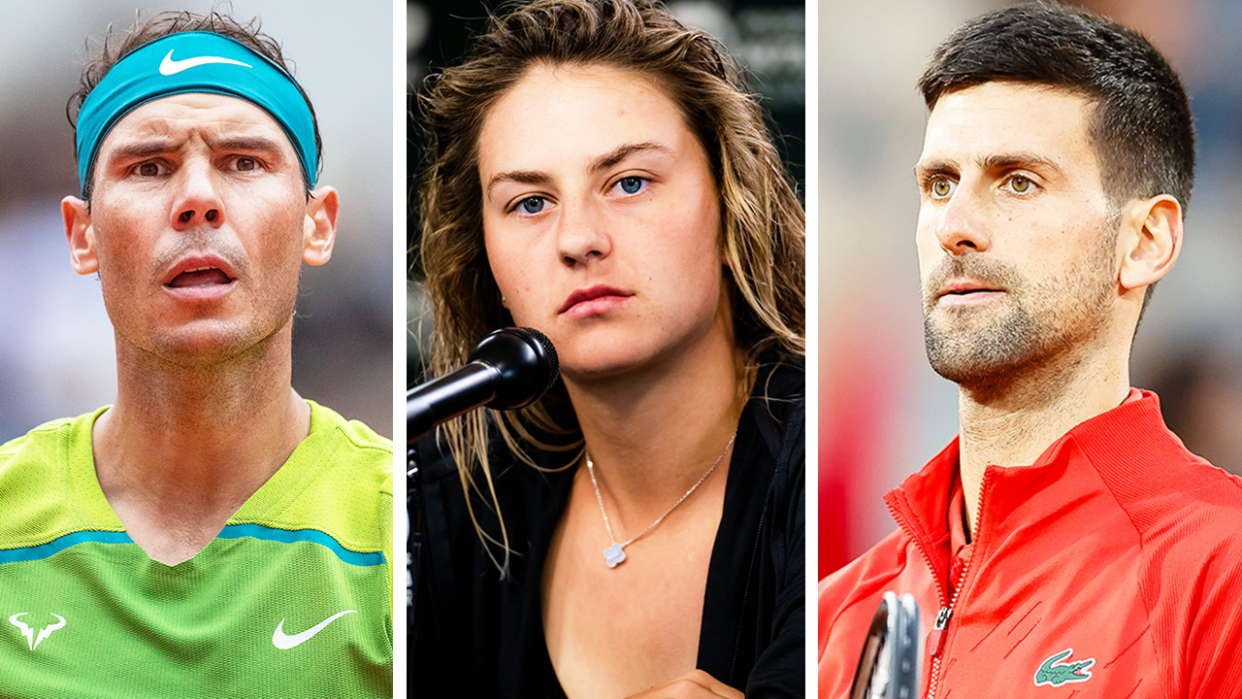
[556,198,611,267]
[933,181,991,255]
[170,158,224,231]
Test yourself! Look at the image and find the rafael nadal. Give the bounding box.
[0,12,392,698]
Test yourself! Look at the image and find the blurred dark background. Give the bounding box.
[405,0,806,385]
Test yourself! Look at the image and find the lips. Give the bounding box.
[559,285,632,316]
[938,280,1002,299]
[163,256,237,290]
[169,267,232,287]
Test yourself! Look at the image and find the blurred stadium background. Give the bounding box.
[820,0,1242,577]
[0,1,394,440]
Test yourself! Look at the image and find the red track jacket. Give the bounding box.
[819,390,1242,698]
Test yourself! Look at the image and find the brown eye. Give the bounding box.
[236,158,256,172]
[1009,176,1031,193]
[138,162,160,177]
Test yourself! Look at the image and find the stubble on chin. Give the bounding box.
[922,255,1043,387]
[921,235,1116,392]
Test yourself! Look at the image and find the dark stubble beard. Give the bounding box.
[921,218,1119,390]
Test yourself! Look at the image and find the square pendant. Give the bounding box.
[604,543,626,568]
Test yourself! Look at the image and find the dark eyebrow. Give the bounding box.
[485,141,672,199]
[979,152,1064,177]
[588,141,670,173]
[209,135,287,156]
[100,135,287,165]
[914,159,956,179]
[100,140,178,165]
[485,170,550,199]
[914,152,1065,180]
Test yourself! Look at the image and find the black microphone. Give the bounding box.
[406,327,559,445]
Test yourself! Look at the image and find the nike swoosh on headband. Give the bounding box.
[271,610,357,649]
[76,32,318,192]
[159,50,252,75]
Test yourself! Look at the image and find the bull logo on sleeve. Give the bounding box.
[9,613,67,651]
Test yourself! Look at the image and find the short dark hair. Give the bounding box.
[918,2,1195,212]
[67,10,323,200]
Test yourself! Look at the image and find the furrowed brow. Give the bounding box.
[485,170,549,199]
[101,139,179,164]
[588,141,670,173]
[210,135,287,157]
[979,153,1064,177]
[914,159,957,180]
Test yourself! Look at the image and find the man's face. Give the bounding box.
[915,82,1120,387]
[64,93,335,367]
[477,63,729,383]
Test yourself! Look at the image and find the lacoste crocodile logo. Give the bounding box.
[1034,648,1095,687]
[272,610,356,649]
[9,613,66,651]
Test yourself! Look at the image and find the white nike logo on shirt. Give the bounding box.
[158,50,252,75]
[272,610,357,649]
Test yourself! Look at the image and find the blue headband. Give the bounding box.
[75,31,318,194]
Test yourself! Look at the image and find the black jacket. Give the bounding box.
[411,357,805,698]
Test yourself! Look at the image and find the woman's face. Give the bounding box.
[477,63,731,384]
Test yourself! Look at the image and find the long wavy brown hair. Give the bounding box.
[415,0,804,574]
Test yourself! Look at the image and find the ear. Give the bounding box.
[62,196,100,275]
[1117,194,1182,292]
[302,186,339,266]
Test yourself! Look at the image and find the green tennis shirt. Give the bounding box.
[0,401,393,698]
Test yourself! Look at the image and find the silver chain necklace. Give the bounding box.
[586,432,737,568]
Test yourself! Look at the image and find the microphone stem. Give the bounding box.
[406,363,500,444]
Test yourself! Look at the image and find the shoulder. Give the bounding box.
[297,400,394,497]
[0,408,111,549]
[752,354,805,411]
[747,354,805,468]
[1067,396,1242,557]
[0,409,102,463]
[1089,433,1242,554]
[817,528,923,694]
[0,408,105,490]
[237,402,392,557]
[306,400,393,458]
[818,528,917,627]
[731,355,804,528]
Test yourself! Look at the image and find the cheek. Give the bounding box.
[483,230,531,310]
[915,225,942,275]
[483,228,507,288]
[666,192,723,275]
[255,196,309,254]
[92,217,143,273]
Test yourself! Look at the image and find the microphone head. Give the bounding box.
[468,327,559,410]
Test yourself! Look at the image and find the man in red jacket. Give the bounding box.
[819,4,1242,698]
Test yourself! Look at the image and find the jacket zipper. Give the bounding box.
[922,466,995,699]
[884,497,950,698]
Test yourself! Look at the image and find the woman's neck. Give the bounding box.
[564,340,750,527]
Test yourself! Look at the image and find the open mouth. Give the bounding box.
[167,267,233,288]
